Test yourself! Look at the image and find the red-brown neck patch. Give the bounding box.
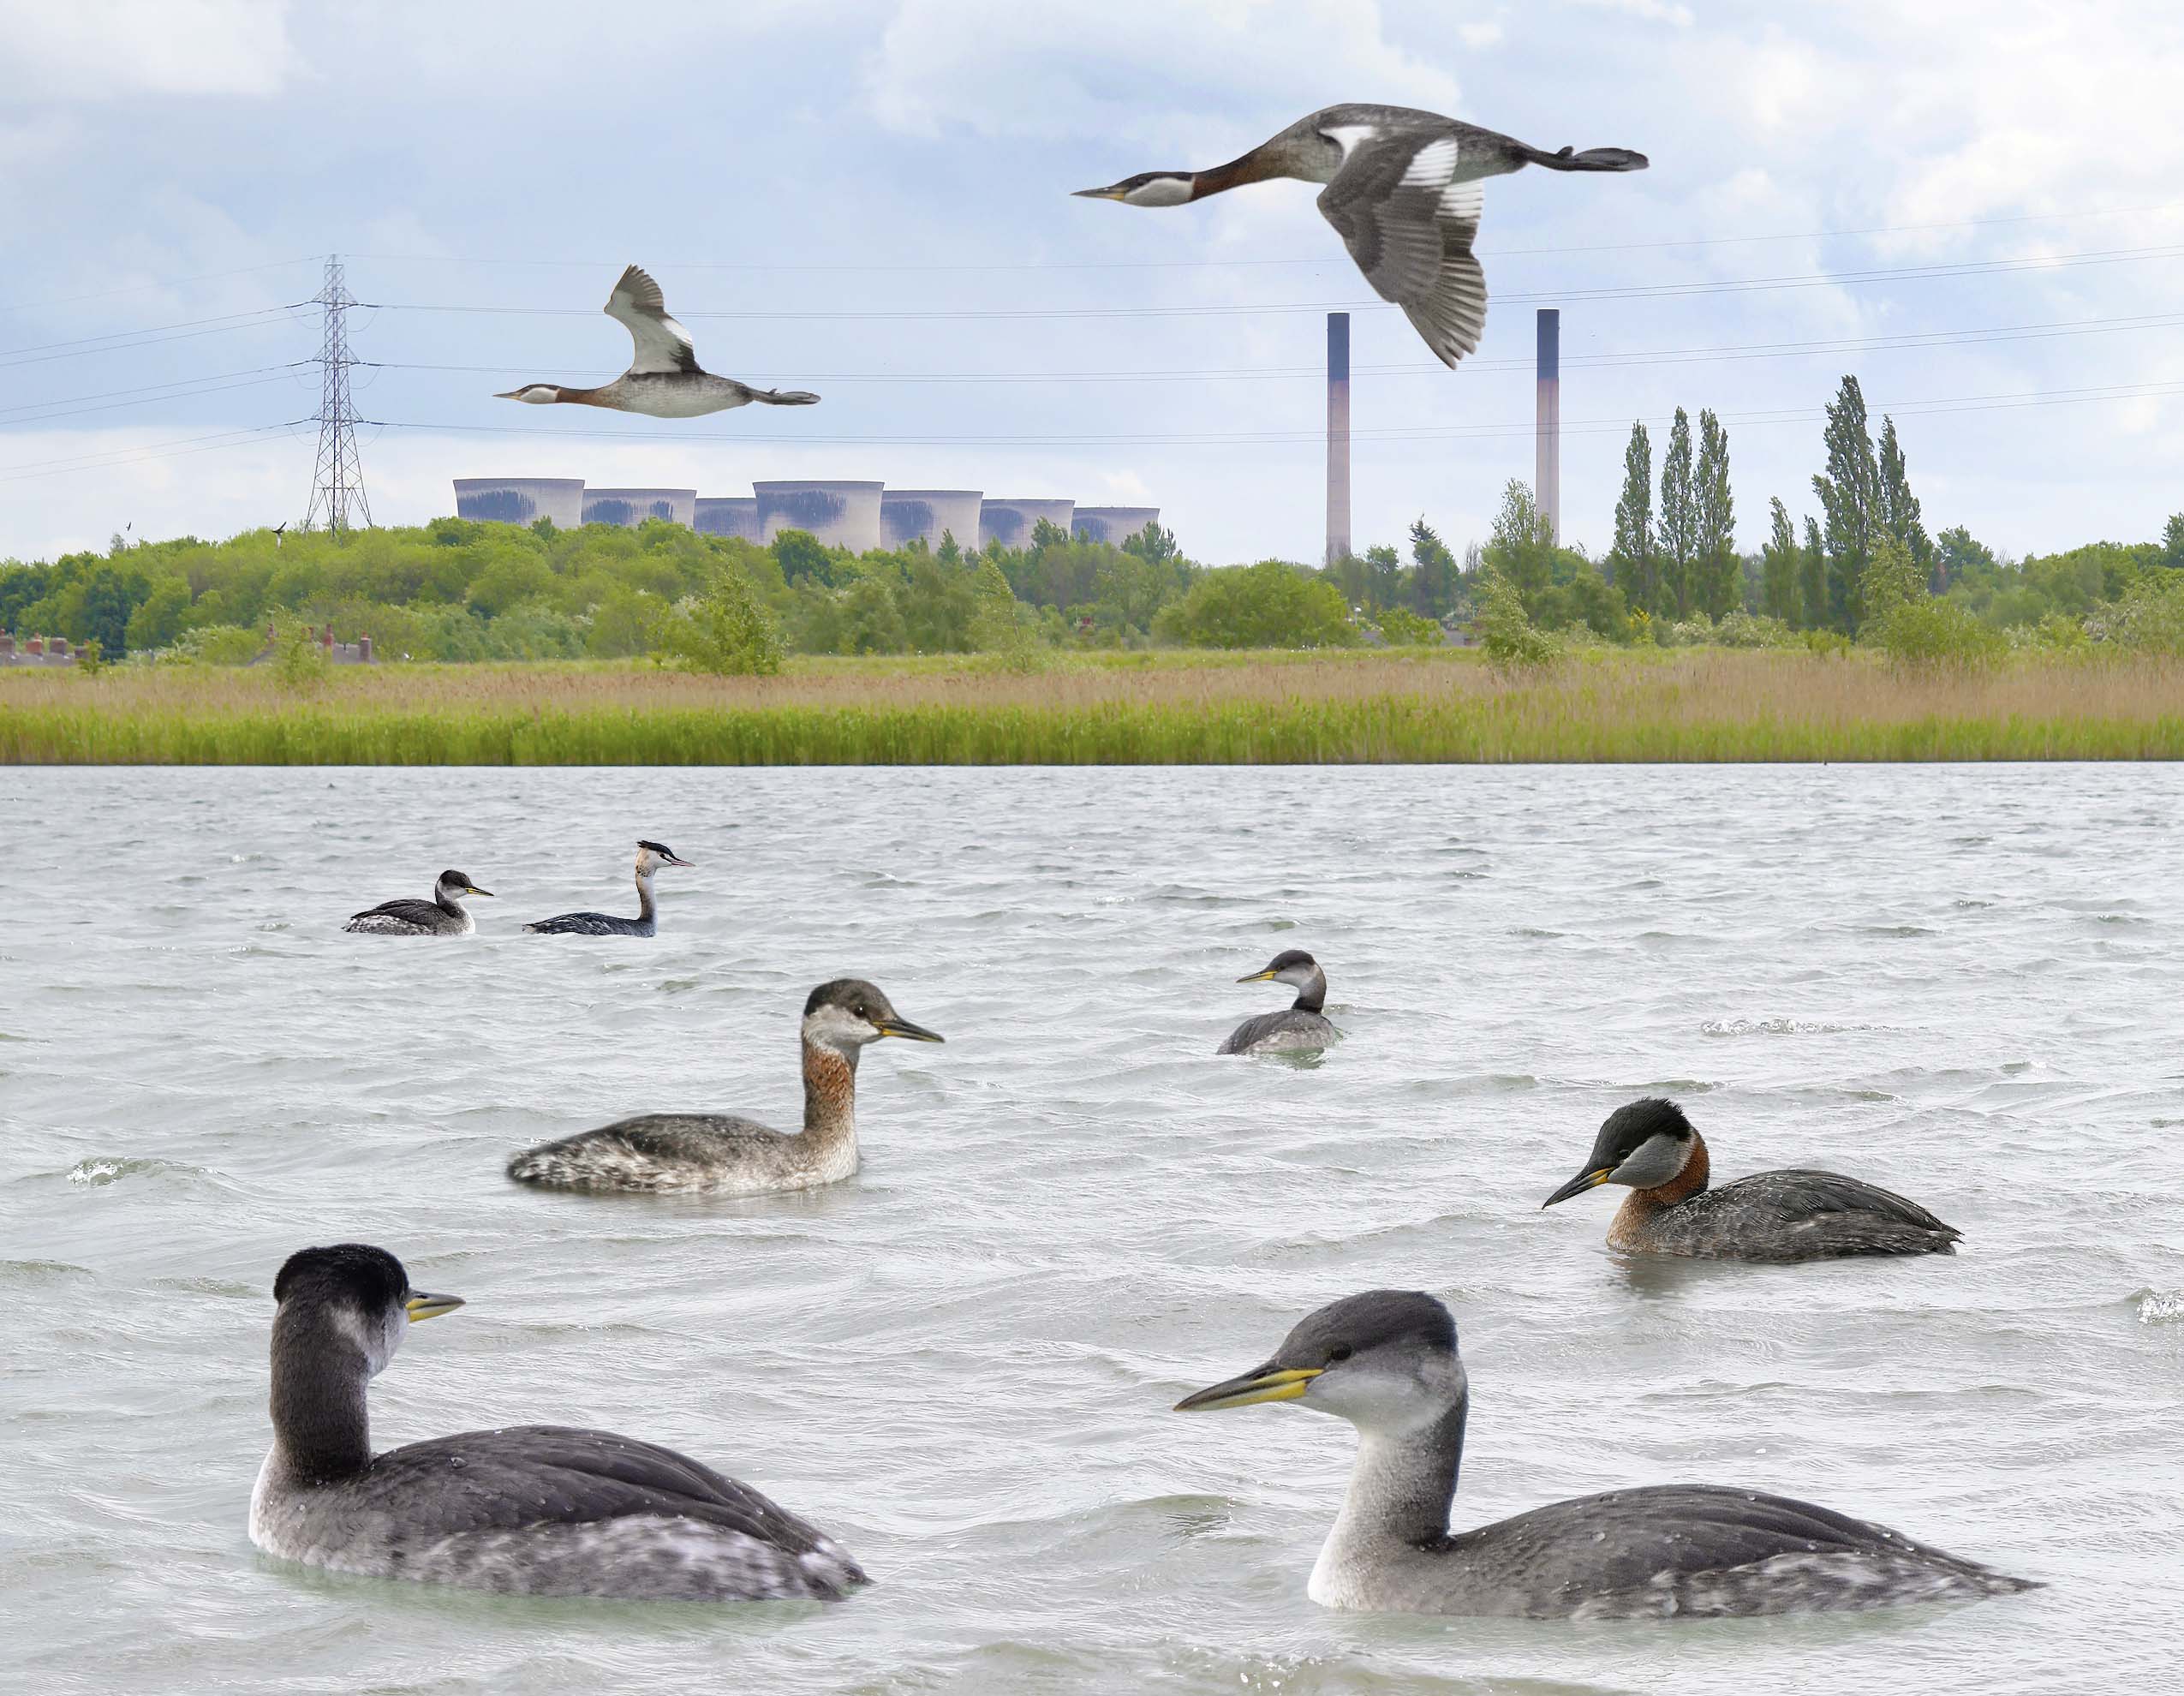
[801,1041,858,1139]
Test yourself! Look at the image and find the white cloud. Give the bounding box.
[0,0,302,99]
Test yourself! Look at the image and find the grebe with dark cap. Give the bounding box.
[1076,105,1647,368]
[506,979,943,1194]
[497,264,820,416]
[523,839,694,937]
[248,1243,865,1602]
[1176,1289,2035,1617]
[1219,949,1337,1054]
[343,869,492,936]
[1543,1098,1961,1261]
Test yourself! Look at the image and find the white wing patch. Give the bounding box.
[1401,135,1459,188]
[1321,123,1383,159]
[1441,179,1484,224]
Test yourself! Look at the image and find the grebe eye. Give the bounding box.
[1328,1344,1353,1363]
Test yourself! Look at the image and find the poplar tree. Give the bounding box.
[1608,421,1656,618]
[1875,416,1932,588]
[1760,498,1799,623]
[1799,516,1827,630]
[1694,408,1737,616]
[1658,407,1696,618]
[1811,375,1880,631]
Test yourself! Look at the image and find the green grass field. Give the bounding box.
[4,648,2181,763]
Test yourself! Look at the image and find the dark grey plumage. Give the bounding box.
[1219,948,1337,1054]
[524,839,691,937]
[505,979,943,1195]
[248,1243,866,1602]
[343,870,491,936]
[1175,1289,2035,1617]
[1543,1098,1961,1261]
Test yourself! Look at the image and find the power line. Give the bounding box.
[0,257,322,316]
[361,309,2184,387]
[0,422,308,484]
[0,369,309,427]
[356,378,2184,450]
[356,243,2184,323]
[338,199,2184,273]
[0,310,309,370]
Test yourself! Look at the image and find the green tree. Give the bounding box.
[1473,565,1556,668]
[1121,521,1181,566]
[124,576,192,653]
[656,564,785,674]
[1799,516,1827,631]
[1760,499,1799,623]
[2161,512,2184,570]
[1875,415,1931,582]
[969,559,1042,670]
[1657,408,1696,617]
[1933,524,1996,592]
[1608,421,1657,618]
[936,529,962,566]
[1408,517,1459,615]
[1364,542,1403,610]
[1811,374,1881,631]
[770,529,834,586]
[1693,408,1738,616]
[1155,561,1357,648]
[1859,533,1926,633]
[1480,481,1556,620]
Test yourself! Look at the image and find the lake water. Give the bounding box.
[3,765,2180,1695]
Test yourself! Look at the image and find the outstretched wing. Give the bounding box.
[1316,129,1488,368]
[603,263,701,375]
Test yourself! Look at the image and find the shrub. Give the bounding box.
[1155,561,1358,649]
[271,615,328,693]
[1375,606,1443,646]
[654,565,785,676]
[1714,610,1797,648]
[1665,612,1716,648]
[1474,569,1557,670]
[1869,597,2006,669]
[2087,571,2184,655]
[970,560,1045,673]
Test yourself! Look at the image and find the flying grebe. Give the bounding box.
[343,869,492,936]
[505,979,943,1194]
[1175,1288,2033,1618]
[248,1243,866,1602]
[523,839,694,937]
[1542,1098,1961,1262]
[1219,949,1338,1054]
[1076,105,1647,367]
[497,264,820,417]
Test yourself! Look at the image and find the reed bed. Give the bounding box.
[3,650,2180,763]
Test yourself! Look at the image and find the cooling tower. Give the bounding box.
[452,476,584,529]
[754,481,884,552]
[695,497,761,541]
[1071,506,1160,546]
[1536,308,1560,546]
[979,498,1074,552]
[582,487,696,528]
[880,489,983,551]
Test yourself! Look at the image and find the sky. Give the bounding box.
[2,0,2181,567]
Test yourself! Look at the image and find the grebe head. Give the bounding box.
[436,870,493,901]
[1238,948,1320,989]
[635,839,694,875]
[800,978,945,1053]
[1175,1289,1465,1437]
[1074,171,1196,208]
[272,1243,463,1377]
[1543,1096,1698,1208]
[494,385,564,404]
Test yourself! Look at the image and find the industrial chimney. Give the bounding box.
[1325,311,1351,564]
[1536,308,1560,546]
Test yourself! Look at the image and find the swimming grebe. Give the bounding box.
[505,979,942,1194]
[1219,949,1338,1054]
[1076,105,1647,368]
[343,870,492,936]
[1542,1098,1961,1262]
[523,839,694,937]
[248,1244,865,1602]
[1175,1288,2032,1618]
[497,264,820,417]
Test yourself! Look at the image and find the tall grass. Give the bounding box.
[3,650,2181,763]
